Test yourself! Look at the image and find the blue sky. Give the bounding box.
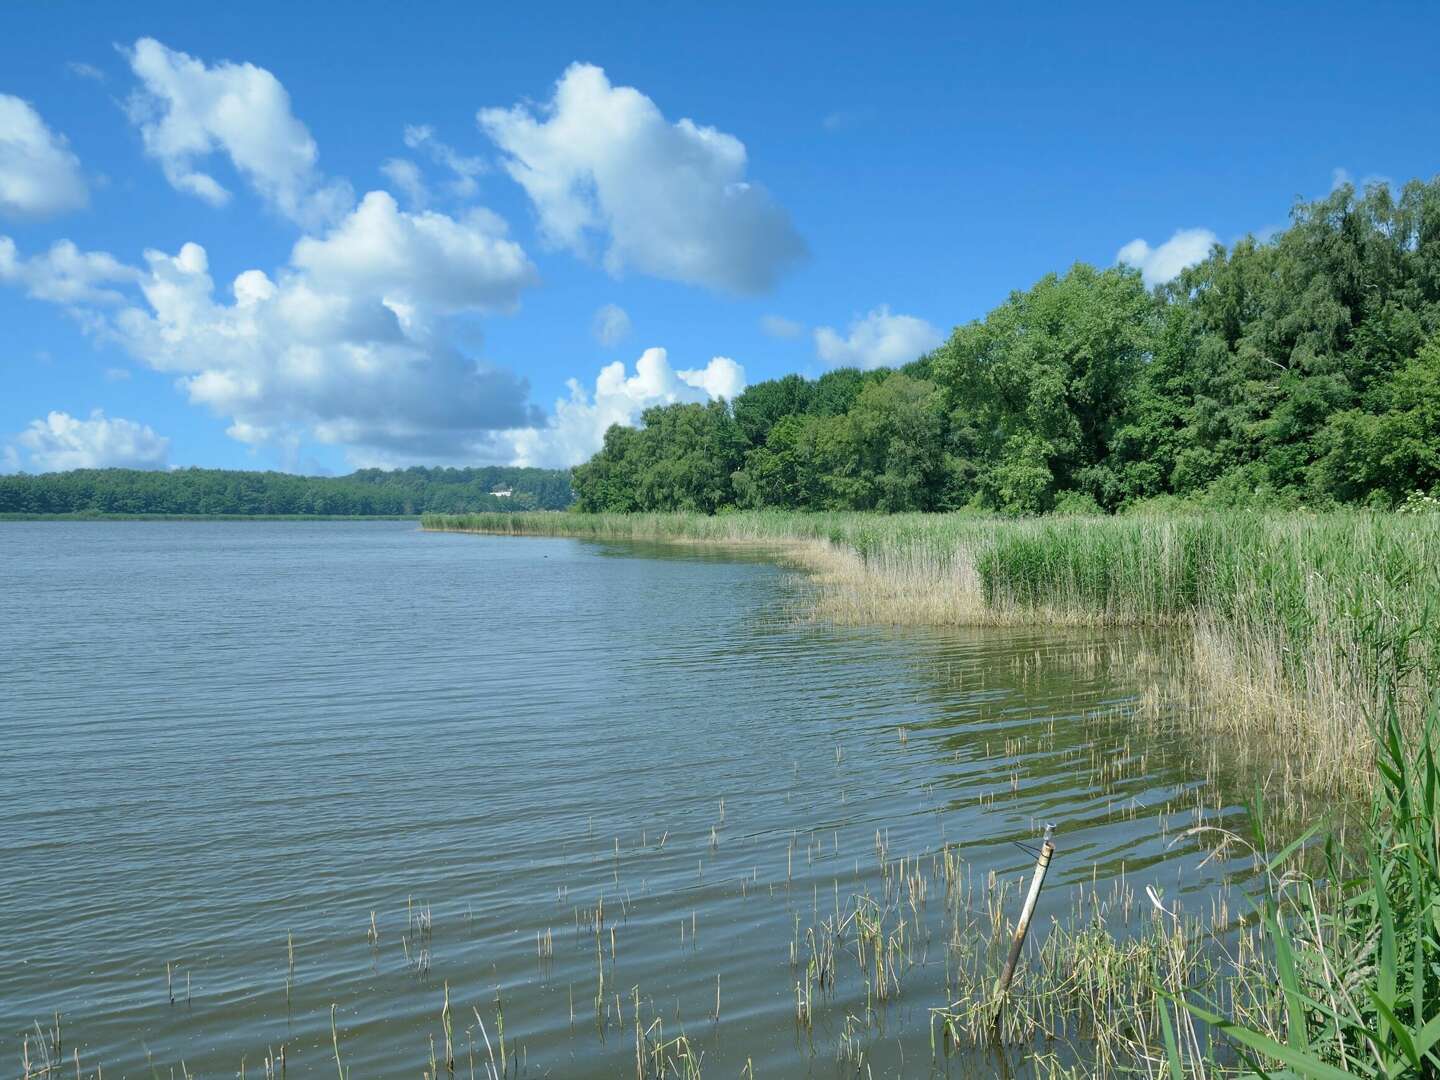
[2,1,1437,474]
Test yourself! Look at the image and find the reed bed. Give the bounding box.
[20,842,1250,1080]
[424,509,1440,797]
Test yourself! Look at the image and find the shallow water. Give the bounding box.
[0,521,1248,1077]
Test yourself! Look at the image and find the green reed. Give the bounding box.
[1161,699,1440,1077]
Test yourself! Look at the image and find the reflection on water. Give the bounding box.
[0,522,1249,1077]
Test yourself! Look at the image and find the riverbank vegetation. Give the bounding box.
[0,465,571,516]
[574,179,1440,517]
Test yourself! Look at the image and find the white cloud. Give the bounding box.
[479,63,804,294]
[66,61,106,82]
[404,124,486,198]
[0,444,20,473]
[124,37,352,227]
[380,158,429,208]
[814,305,942,370]
[3,191,542,467]
[381,126,488,211]
[0,94,89,220]
[760,313,803,339]
[591,302,631,347]
[506,347,746,467]
[0,235,139,304]
[1330,166,1394,197]
[679,355,744,400]
[12,409,170,471]
[1116,228,1218,287]
[289,190,536,322]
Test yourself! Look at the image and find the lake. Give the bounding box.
[0,521,1248,1077]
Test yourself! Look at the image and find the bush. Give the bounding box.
[1051,491,1104,516]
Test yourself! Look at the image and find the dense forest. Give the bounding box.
[0,466,572,516]
[575,178,1440,514]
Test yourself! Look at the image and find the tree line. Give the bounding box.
[575,177,1440,514]
[0,465,573,516]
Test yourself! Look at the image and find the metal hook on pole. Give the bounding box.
[992,823,1055,1031]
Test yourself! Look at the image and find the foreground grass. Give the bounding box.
[424,509,1440,799]
[1160,703,1440,1078]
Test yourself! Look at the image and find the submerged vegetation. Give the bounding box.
[574,178,1440,516]
[26,700,1440,1078]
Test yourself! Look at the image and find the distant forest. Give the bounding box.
[0,466,573,516]
[575,178,1440,514]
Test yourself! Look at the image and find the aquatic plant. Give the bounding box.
[1164,699,1440,1077]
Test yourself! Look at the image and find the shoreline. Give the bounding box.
[423,508,1440,800]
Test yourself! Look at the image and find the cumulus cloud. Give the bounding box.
[680,354,745,400]
[3,190,543,466]
[289,190,536,323]
[380,157,429,208]
[0,94,89,220]
[814,306,942,370]
[11,409,170,471]
[506,347,745,467]
[1116,228,1218,287]
[479,63,804,294]
[0,235,139,304]
[124,37,352,227]
[591,302,631,347]
[760,313,803,339]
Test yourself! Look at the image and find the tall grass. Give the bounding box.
[423,509,1440,797]
[1162,700,1440,1077]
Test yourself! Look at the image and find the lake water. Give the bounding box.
[0,522,1249,1077]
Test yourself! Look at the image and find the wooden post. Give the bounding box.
[993,824,1055,1024]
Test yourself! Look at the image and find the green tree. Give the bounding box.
[573,425,643,512]
[633,401,746,512]
[846,373,946,510]
[563,174,1440,516]
[732,374,814,447]
[932,263,1157,511]
[1312,336,1440,502]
